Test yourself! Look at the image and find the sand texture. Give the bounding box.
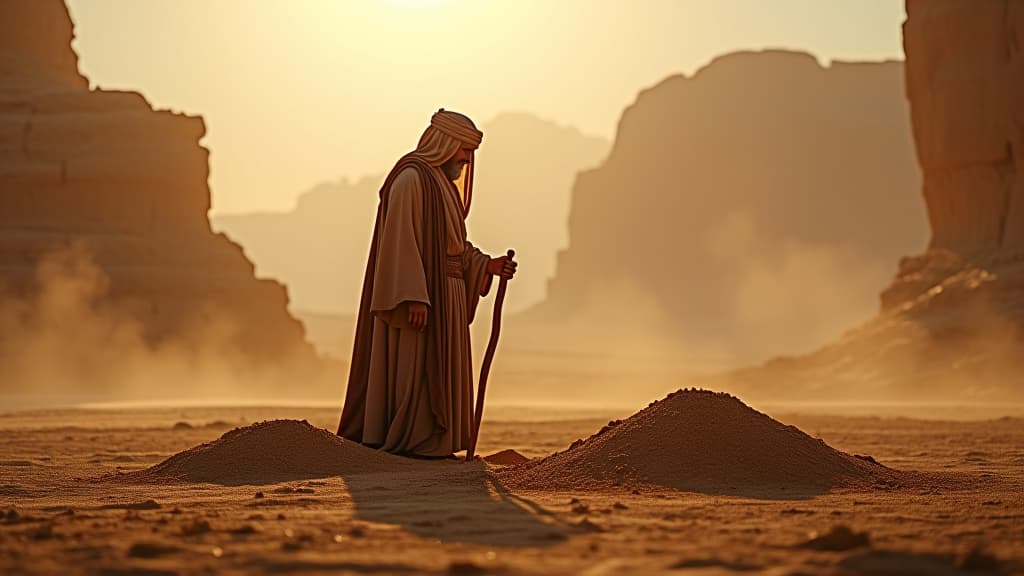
[1,400,1022,575]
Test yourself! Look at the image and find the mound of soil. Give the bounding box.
[483,449,530,466]
[119,420,407,485]
[500,390,897,495]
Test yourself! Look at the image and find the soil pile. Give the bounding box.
[121,420,406,485]
[501,390,895,494]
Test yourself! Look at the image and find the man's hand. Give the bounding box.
[486,255,518,280]
[407,302,428,331]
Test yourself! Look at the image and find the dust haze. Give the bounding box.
[486,235,900,409]
[213,52,951,414]
[0,243,334,409]
[2,6,1020,419]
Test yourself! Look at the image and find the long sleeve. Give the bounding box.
[370,167,430,317]
[462,240,492,324]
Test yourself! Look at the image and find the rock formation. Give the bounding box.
[0,0,332,398]
[903,0,1024,255]
[0,0,87,90]
[706,2,1024,403]
[470,113,610,313]
[878,0,1024,311]
[213,112,608,316]
[514,50,926,365]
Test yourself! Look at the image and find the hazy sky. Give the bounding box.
[65,0,906,214]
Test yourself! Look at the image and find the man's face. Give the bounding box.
[442,146,473,181]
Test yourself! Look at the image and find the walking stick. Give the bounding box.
[466,249,514,461]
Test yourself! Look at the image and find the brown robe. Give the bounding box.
[337,154,491,456]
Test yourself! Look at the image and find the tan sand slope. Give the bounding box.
[502,389,898,494]
[118,419,408,486]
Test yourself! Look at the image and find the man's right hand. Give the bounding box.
[486,254,518,280]
[407,302,428,331]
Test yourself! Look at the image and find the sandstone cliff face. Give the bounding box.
[0,0,328,397]
[879,0,1024,312]
[903,0,1024,254]
[705,2,1024,403]
[0,0,86,90]
[881,0,1024,339]
[518,51,926,364]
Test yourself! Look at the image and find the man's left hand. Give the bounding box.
[486,255,518,280]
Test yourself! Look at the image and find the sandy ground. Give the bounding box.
[0,404,1022,575]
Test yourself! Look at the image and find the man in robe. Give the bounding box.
[337,109,517,458]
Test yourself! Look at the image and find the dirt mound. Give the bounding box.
[483,449,530,466]
[119,420,407,485]
[500,390,897,495]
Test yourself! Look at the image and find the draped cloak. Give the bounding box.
[337,153,491,456]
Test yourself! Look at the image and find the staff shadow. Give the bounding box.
[340,460,570,548]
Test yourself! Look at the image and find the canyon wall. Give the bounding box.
[706,3,1024,404]
[903,0,1024,255]
[0,0,332,399]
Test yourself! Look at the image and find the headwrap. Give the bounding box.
[411,109,483,216]
[429,109,483,148]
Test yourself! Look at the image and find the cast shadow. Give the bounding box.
[341,460,570,548]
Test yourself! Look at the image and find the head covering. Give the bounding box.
[412,109,483,217]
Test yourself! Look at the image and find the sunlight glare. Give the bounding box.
[387,0,447,8]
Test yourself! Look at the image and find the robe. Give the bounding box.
[338,158,491,457]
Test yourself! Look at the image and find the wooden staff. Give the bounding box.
[466,249,514,461]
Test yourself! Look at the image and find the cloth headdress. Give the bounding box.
[412,108,482,216]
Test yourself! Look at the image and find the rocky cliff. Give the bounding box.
[0,0,331,399]
[516,50,926,365]
[706,2,1024,403]
[903,0,1024,255]
[879,0,1024,312]
[0,0,87,90]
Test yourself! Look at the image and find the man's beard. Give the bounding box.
[441,159,466,181]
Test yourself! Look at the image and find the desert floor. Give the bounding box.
[0,402,1022,575]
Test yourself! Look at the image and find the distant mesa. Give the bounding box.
[513,49,926,366]
[499,389,896,495]
[0,0,333,397]
[213,175,381,319]
[119,420,406,486]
